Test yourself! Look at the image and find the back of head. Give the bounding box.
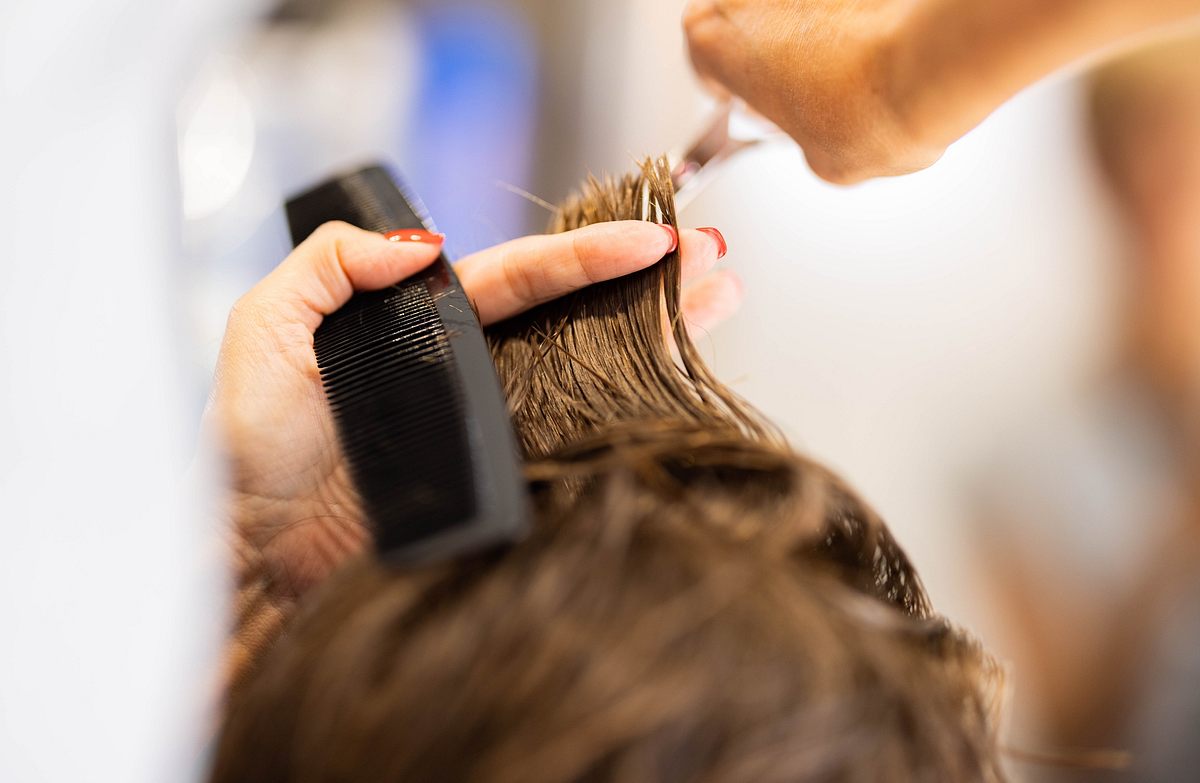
[211,160,1005,783]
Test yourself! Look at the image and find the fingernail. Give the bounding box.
[658,224,679,253]
[696,227,727,259]
[384,229,445,245]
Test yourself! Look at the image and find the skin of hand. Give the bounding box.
[683,0,1200,184]
[206,220,735,685]
[685,0,927,184]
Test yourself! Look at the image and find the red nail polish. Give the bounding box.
[659,224,679,253]
[384,229,445,245]
[697,227,727,259]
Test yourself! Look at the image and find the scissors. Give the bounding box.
[671,102,786,209]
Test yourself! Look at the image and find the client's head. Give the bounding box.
[211,159,1005,782]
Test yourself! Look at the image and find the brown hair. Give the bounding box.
[211,158,1005,782]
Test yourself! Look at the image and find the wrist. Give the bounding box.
[222,523,292,697]
[871,10,942,160]
[886,0,1200,154]
[879,0,1029,156]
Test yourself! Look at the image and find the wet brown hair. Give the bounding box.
[211,158,1005,782]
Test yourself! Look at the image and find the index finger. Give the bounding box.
[457,221,705,326]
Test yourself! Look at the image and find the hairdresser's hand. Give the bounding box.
[684,0,943,183]
[209,220,735,683]
[684,0,1200,183]
[456,224,741,331]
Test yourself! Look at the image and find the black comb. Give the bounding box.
[286,164,528,563]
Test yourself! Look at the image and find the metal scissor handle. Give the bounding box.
[671,102,785,208]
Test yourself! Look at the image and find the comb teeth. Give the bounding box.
[314,276,478,550]
[287,164,529,564]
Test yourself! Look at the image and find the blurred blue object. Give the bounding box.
[404,2,540,257]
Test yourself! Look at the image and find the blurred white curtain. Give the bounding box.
[0,1,262,781]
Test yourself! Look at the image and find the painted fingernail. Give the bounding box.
[384,229,445,245]
[696,227,727,259]
[658,224,679,253]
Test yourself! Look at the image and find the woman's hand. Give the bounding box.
[207,220,736,684]
[683,0,939,184]
[683,0,1200,184]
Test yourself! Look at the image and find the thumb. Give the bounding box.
[247,220,445,332]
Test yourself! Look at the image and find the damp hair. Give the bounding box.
[210,158,1007,783]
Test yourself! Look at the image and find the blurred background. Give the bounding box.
[4,0,1199,780]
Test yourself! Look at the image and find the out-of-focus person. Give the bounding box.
[970,35,1200,781]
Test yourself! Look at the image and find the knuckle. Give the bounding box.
[501,250,538,304]
[310,220,353,241]
[308,222,355,282]
[570,231,605,285]
[306,221,355,268]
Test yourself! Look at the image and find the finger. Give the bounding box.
[680,226,728,283]
[244,221,445,331]
[681,268,744,336]
[456,220,679,326]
